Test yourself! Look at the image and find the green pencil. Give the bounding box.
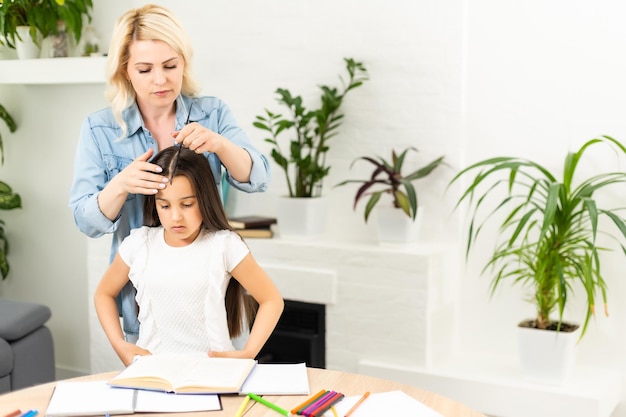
[247,393,290,416]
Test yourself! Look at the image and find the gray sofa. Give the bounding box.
[0,298,55,393]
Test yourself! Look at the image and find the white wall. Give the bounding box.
[1,0,626,414]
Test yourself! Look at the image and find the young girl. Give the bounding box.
[94,147,283,366]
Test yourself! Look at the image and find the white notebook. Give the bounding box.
[45,380,221,416]
[239,362,310,395]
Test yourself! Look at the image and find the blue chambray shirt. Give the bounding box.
[69,95,270,337]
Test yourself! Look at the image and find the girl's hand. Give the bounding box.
[208,349,254,360]
[115,341,152,366]
[172,123,224,155]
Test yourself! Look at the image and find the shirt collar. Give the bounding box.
[122,95,196,138]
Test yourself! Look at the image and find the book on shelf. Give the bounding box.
[228,215,277,229]
[108,352,256,394]
[236,226,273,239]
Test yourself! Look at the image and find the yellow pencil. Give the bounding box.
[234,395,251,417]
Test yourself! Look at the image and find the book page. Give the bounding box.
[46,380,135,417]
[134,390,221,412]
[110,353,256,393]
[175,356,257,392]
[110,353,208,390]
[240,363,310,395]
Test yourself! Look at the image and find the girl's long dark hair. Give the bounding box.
[143,147,258,338]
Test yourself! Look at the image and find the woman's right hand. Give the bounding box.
[113,148,169,196]
[97,149,169,221]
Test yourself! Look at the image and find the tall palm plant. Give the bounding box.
[449,135,626,339]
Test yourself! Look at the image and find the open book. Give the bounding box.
[108,353,256,394]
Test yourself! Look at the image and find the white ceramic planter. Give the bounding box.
[276,196,328,239]
[15,26,41,59]
[374,205,423,243]
[517,321,580,385]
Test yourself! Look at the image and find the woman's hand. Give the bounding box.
[112,148,169,196]
[172,124,253,183]
[172,123,224,154]
[98,148,168,221]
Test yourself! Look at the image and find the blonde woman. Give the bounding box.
[70,4,270,343]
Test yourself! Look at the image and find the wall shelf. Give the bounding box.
[0,56,106,85]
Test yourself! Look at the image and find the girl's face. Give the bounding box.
[126,39,184,111]
[155,175,203,247]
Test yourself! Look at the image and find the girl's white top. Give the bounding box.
[118,226,249,354]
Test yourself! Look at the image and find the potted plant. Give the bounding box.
[335,146,445,242]
[253,57,368,237]
[0,0,93,57]
[0,103,22,279]
[448,135,626,384]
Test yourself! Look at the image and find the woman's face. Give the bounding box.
[126,39,184,111]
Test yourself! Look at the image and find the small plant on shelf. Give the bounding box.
[0,0,93,48]
[253,57,369,198]
[336,146,445,222]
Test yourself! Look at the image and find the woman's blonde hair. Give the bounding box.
[105,4,201,138]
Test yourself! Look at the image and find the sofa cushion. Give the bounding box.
[0,337,12,377]
[0,298,51,341]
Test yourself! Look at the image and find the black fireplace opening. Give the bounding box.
[257,299,326,368]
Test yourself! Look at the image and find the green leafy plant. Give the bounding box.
[253,58,369,198]
[336,147,445,223]
[0,0,93,48]
[449,135,626,339]
[0,103,21,279]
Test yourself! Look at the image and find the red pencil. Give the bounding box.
[3,410,22,417]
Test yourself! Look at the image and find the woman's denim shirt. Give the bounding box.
[69,95,270,337]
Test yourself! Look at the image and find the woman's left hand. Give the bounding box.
[172,123,224,154]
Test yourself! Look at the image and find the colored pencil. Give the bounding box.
[234,395,251,417]
[309,392,344,417]
[344,391,370,417]
[301,391,335,416]
[2,410,21,417]
[291,389,327,415]
[248,393,290,416]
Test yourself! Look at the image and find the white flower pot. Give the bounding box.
[15,26,41,59]
[374,205,423,243]
[276,196,328,239]
[517,320,580,386]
